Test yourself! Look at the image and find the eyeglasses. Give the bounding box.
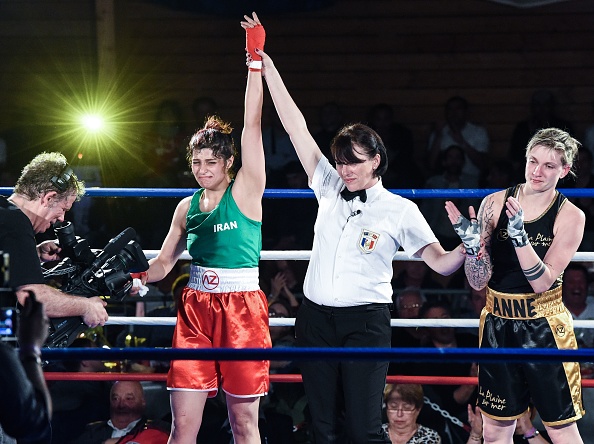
[268,311,287,318]
[386,402,417,413]
[399,303,422,310]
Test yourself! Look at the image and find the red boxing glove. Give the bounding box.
[246,24,266,70]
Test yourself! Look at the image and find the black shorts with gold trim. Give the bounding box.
[477,286,584,426]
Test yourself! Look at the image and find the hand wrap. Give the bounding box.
[507,209,529,247]
[452,215,481,256]
[246,24,266,71]
[131,272,149,297]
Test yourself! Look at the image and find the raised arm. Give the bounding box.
[257,48,323,181]
[234,13,266,219]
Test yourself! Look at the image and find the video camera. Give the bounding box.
[43,222,149,348]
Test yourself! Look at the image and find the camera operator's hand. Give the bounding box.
[82,297,108,328]
[37,240,62,263]
[18,291,50,350]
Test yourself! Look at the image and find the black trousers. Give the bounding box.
[295,298,392,444]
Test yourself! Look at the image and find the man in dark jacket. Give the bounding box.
[69,380,170,444]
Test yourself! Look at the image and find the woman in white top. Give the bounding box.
[246,13,467,444]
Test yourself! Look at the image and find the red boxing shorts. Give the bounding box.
[167,285,271,398]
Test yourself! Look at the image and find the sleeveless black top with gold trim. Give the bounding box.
[488,184,566,294]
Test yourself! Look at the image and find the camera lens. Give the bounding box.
[54,221,77,249]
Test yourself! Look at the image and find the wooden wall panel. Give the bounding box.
[1,0,594,181]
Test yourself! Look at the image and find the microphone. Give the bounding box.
[86,227,137,275]
[347,210,362,222]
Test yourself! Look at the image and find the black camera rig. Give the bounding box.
[43,222,149,348]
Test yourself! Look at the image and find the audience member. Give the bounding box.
[313,101,346,160]
[479,158,516,189]
[117,273,189,375]
[69,380,170,444]
[268,299,297,373]
[390,287,428,348]
[456,285,486,337]
[392,261,444,301]
[418,300,477,444]
[143,99,188,188]
[132,272,188,349]
[0,137,17,187]
[48,337,111,444]
[191,96,218,128]
[134,99,189,248]
[562,263,594,349]
[0,292,51,444]
[584,99,594,172]
[366,102,424,188]
[566,147,594,251]
[262,105,299,186]
[420,144,480,251]
[509,89,575,180]
[261,160,317,249]
[263,259,306,316]
[388,287,428,377]
[382,384,441,444]
[264,299,307,440]
[427,96,490,182]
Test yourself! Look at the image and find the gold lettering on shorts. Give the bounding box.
[492,296,536,318]
[479,386,507,411]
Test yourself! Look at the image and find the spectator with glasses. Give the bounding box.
[268,299,295,354]
[382,384,441,444]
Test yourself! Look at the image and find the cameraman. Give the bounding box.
[0,291,52,443]
[0,152,108,328]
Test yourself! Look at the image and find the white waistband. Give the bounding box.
[188,265,260,293]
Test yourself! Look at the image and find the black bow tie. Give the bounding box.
[340,188,367,203]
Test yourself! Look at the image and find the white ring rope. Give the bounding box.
[144,250,594,262]
[114,250,594,329]
[105,317,594,329]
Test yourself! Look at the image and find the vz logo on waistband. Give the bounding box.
[201,270,220,290]
[359,229,380,253]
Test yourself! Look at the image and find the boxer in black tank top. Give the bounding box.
[445,128,585,443]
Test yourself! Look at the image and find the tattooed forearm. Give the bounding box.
[465,251,493,290]
[478,196,496,248]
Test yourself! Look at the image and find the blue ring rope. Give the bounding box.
[39,346,594,363]
[2,187,594,198]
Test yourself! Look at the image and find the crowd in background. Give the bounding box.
[2,89,594,443]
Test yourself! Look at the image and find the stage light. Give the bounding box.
[81,114,104,132]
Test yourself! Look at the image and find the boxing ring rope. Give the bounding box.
[3,186,594,388]
[41,347,594,387]
[3,187,594,199]
[43,372,481,386]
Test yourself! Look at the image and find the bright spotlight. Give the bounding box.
[81,114,104,132]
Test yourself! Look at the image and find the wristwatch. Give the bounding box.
[523,429,540,440]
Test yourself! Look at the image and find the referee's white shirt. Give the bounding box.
[304,156,438,307]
